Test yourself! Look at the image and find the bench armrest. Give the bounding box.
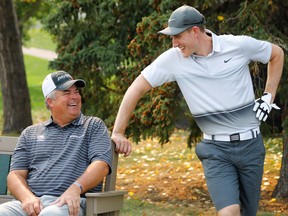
[85,191,127,215]
[0,195,14,204]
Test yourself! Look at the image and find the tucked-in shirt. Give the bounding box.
[10,113,112,197]
[142,30,272,135]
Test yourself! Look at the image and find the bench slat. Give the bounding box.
[0,155,11,195]
[0,136,18,154]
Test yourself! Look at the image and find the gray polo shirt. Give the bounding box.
[10,113,112,197]
[142,30,272,135]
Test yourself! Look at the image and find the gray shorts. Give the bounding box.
[0,195,86,216]
[196,135,265,215]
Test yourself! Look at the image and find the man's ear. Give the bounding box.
[191,26,200,34]
[46,97,54,108]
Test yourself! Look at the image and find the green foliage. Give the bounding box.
[43,0,157,129]
[15,0,53,44]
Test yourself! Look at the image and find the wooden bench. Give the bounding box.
[0,136,127,216]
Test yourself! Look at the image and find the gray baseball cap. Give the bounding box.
[159,5,205,36]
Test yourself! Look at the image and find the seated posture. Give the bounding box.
[0,71,112,216]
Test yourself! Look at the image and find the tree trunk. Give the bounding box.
[0,0,32,134]
[272,126,288,198]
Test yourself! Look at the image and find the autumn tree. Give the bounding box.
[43,0,158,127]
[0,0,32,134]
[14,0,52,43]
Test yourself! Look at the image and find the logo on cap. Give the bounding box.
[42,71,85,98]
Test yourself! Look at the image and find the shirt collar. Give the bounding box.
[44,113,84,127]
[207,29,221,53]
[191,29,220,59]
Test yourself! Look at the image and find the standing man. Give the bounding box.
[111,5,284,216]
[0,71,112,216]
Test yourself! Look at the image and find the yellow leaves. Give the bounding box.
[268,0,273,5]
[145,143,152,151]
[217,15,224,22]
[117,130,285,213]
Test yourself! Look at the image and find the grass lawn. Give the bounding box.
[23,28,57,122]
[25,55,53,122]
[0,54,52,130]
[121,199,286,216]
[25,27,56,51]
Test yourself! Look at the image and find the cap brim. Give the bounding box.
[158,26,191,36]
[57,79,86,91]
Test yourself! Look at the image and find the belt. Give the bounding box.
[203,127,260,142]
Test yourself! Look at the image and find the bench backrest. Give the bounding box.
[104,140,118,191]
[0,136,18,195]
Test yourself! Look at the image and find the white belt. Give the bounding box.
[203,127,260,142]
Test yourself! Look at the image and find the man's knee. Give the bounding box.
[39,204,85,216]
[0,201,26,216]
[39,204,69,216]
[217,204,240,216]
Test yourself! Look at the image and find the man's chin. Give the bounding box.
[182,54,190,58]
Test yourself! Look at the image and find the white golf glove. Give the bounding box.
[253,92,280,122]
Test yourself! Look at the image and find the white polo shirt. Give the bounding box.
[142,30,272,135]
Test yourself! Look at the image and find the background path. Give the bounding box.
[22,47,57,61]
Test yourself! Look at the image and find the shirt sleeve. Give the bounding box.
[10,130,29,171]
[240,35,272,64]
[88,117,113,174]
[141,48,179,87]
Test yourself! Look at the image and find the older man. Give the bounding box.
[0,71,112,216]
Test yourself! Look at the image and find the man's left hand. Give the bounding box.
[50,185,81,216]
[253,92,280,121]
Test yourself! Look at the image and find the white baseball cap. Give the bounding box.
[42,70,86,97]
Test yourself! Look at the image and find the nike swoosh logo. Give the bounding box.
[224,57,232,63]
[169,18,176,22]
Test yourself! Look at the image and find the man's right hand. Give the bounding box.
[21,196,43,216]
[111,133,132,157]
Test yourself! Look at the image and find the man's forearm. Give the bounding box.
[113,74,152,135]
[265,44,284,102]
[7,171,36,201]
[73,160,109,193]
[113,88,140,134]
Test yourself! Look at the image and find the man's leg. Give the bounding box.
[0,200,27,216]
[196,140,241,214]
[237,135,265,215]
[218,204,240,216]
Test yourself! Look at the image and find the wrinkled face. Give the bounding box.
[170,27,199,58]
[48,85,82,123]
